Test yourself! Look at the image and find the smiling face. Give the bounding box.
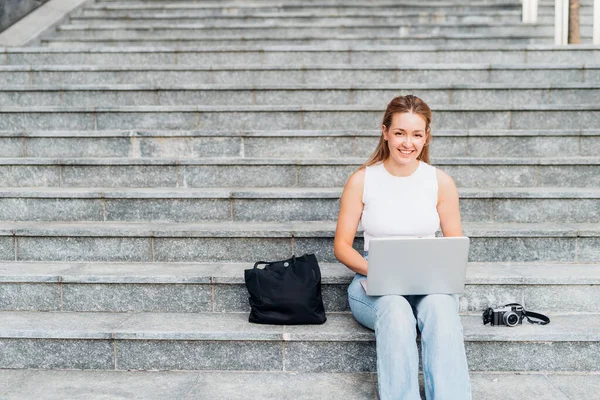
[382,112,428,166]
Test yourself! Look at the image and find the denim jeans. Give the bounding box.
[347,256,471,400]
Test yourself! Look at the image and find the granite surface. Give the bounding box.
[0,338,114,369]
[116,340,283,371]
[61,283,213,312]
[0,283,60,311]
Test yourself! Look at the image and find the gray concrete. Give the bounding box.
[0,0,50,32]
[1,311,598,371]
[3,370,599,400]
[2,188,600,223]
[116,340,283,371]
[0,237,14,261]
[0,370,201,400]
[51,24,593,39]
[0,283,60,311]
[1,84,598,107]
[2,104,598,131]
[65,14,594,27]
[16,237,153,262]
[1,46,599,66]
[1,65,597,86]
[0,338,115,369]
[42,37,546,47]
[1,261,599,312]
[0,129,598,159]
[3,220,600,262]
[0,0,90,46]
[61,283,214,312]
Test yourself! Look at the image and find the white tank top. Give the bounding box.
[360,161,440,251]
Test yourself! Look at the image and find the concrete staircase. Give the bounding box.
[1,0,599,398]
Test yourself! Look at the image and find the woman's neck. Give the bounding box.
[383,158,420,177]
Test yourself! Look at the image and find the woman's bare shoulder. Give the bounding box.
[346,167,366,189]
[434,167,456,188]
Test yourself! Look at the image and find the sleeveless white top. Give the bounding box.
[360,161,440,251]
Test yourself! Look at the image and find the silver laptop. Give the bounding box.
[363,236,470,296]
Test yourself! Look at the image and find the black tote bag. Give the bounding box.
[244,254,327,325]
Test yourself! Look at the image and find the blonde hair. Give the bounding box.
[360,95,432,170]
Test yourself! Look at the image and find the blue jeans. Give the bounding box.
[348,270,471,399]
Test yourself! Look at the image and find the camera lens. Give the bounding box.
[503,312,519,327]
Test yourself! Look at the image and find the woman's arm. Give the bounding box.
[333,169,368,275]
[436,168,463,237]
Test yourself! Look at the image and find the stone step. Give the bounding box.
[1,45,598,65]
[1,311,598,372]
[0,104,597,130]
[89,0,594,6]
[1,83,598,107]
[78,6,525,18]
[2,129,597,158]
[0,369,597,400]
[41,35,548,47]
[0,370,377,400]
[92,0,592,3]
[1,187,599,224]
[66,14,595,27]
[93,0,589,3]
[0,221,598,263]
[0,157,598,188]
[68,13,526,25]
[84,0,524,11]
[1,64,597,85]
[78,8,587,22]
[1,261,598,313]
[53,23,596,38]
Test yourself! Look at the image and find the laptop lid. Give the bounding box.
[365,236,469,296]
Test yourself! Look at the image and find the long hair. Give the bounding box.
[360,95,432,170]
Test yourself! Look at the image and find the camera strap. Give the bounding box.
[483,303,550,326]
[505,303,550,325]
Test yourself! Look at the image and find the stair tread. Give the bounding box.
[2,157,600,165]
[0,260,599,284]
[2,369,597,400]
[0,311,597,342]
[1,220,599,237]
[3,82,600,90]
[0,104,599,111]
[4,43,600,51]
[1,186,600,199]
[1,63,598,70]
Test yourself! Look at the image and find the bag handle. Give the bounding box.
[253,255,297,269]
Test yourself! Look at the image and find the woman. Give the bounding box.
[333,95,471,400]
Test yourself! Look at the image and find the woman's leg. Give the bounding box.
[348,274,421,400]
[414,294,471,400]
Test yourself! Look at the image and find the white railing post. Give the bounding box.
[555,0,569,45]
[523,0,539,24]
[594,0,600,44]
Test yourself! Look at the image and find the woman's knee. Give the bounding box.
[417,294,462,330]
[376,295,416,325]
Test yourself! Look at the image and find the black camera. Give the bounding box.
[483,304,524,327]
